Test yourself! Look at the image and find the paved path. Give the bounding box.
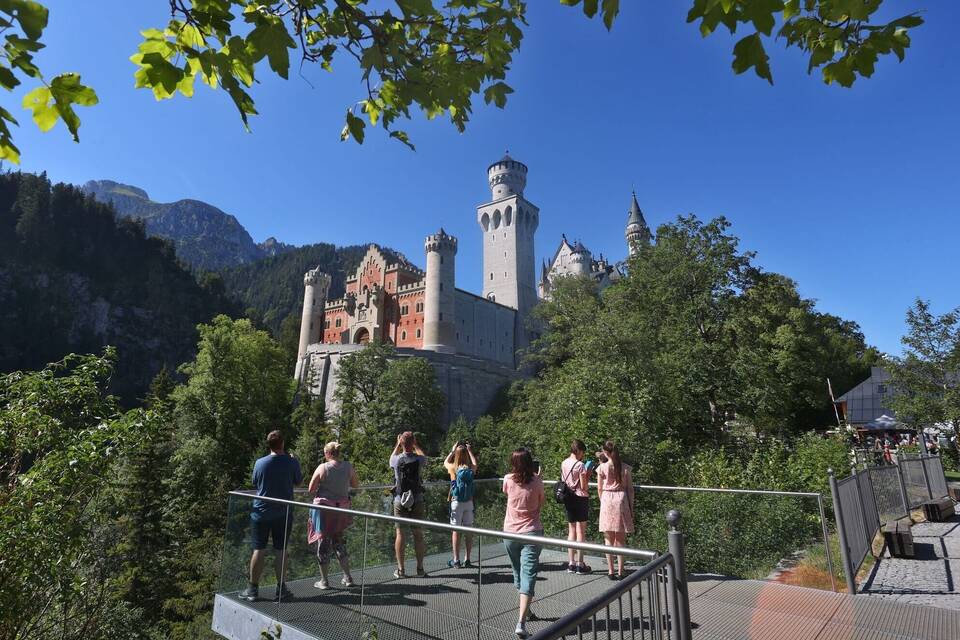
[860,509,960,610]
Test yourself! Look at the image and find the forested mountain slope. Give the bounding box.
[0,173,240,403]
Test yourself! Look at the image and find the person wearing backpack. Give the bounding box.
[559,439,593,574]
[444,441,478,568]
[389,431,428,578]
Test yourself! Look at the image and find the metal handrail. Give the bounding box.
[228,490,658,560]
[528,553,675,640]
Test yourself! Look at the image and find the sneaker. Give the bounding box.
[393,568,406,579]
[275,583,294,601]
[514,622,529,638]
[607,573,619,581]
[567,562,578,574]
[416,567,429,578]
[448,558,462,569]
[314,579,330,590]
[239,584,259,601]
[576,563,593,575]
[463,559,473,568]
[341,576,355,588]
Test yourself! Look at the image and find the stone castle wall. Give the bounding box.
[300,343,522,428]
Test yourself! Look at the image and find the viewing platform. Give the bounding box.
[212,481,960,640]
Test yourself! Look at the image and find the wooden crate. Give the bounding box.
[882,519,914,558]
[922,498,955,523]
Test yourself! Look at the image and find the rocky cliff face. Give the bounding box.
[83,180,268,271]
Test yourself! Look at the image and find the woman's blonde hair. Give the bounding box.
[324,441,342,459]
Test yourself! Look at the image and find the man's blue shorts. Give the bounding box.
[250,513,293,551]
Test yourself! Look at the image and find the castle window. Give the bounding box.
[401,305,409,315]
[416,329,421,339]
[325,320,330,329]
[439,283,443,291]
[401,330,407,340]
[439,313,443,321]
[335,318,342,328]
[440,256,444,264]
[489,273,493,281]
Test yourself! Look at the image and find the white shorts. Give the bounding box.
[450,500,474,526]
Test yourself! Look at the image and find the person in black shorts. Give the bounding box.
[240,430,302,602]
[560,439,593,574]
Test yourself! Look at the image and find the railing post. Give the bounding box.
[895,457,911,516]
[666,510,691,640]
[919,454,934,500]
[829,469,857,594]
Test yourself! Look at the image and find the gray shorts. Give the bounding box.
[450,500,474,526]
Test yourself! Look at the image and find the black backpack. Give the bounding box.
[395,456,422,496]
[554,464,575,504]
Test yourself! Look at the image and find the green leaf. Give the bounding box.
[483,81,513,108]
[601,0,620,30]
[341,110,365,144]
[246,17,295,79]
[8,0,48,40]
[22,85,56,131]
[732,33,773,84]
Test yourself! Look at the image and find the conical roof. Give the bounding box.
[626,191,647,227]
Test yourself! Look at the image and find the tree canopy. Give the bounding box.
[0,0,926,162]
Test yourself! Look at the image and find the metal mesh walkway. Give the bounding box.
[214,546,960,640]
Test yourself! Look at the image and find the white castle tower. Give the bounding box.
[625,191,652,256]
[295,267,331,379]
[422,228,457,353]
[477,153,539,333]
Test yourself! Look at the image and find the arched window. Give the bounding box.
[481,212,490,231]
[401,330,407,340]
[504,206,512,226]
[492,209,501,229]
[354,327,370,344]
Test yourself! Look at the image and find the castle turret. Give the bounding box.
[422,228,457,353]
[295,267,331,379]
[625,191,652,256]
[478,153,538,351]
[569,240,591,276]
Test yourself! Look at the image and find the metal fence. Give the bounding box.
[829,454,950,593]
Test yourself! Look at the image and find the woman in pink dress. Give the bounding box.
[596,440,634,579]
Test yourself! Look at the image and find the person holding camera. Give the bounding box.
[390,431,428,578]
[444,440,478,568]
[596,440,634,579]
[559,439,593,574]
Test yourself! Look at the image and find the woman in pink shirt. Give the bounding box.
[502,448,545,639]
[596,440,634,579]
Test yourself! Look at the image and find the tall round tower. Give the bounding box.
[487,153,527,199]
[569,240,592,276]
[422,228,457,353]
[295,267,331,379]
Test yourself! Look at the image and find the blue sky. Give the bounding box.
[15,1,960,356]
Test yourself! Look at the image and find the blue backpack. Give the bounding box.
[451,467,475,502]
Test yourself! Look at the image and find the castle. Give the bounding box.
[295,154,653,424]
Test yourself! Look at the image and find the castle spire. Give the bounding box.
[625,191,652,256]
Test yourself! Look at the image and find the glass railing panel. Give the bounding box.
[216,492,254,594]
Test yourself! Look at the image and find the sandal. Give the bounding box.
[393,568,406,579]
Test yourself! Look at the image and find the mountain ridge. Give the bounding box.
[83,179,295,271]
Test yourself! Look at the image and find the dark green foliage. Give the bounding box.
[0,172,241,404]
[333,341,445,483]
[220,242,407,337]
[0,350,157,639]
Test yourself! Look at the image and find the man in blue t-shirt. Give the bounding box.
[240,430,302,602]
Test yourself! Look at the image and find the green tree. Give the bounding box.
[290,391,332,473]
[162,315,292,637]
[2,1,926,162]
[887,299,960,431]
[333,341,444,481]
[0,350,152,640]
